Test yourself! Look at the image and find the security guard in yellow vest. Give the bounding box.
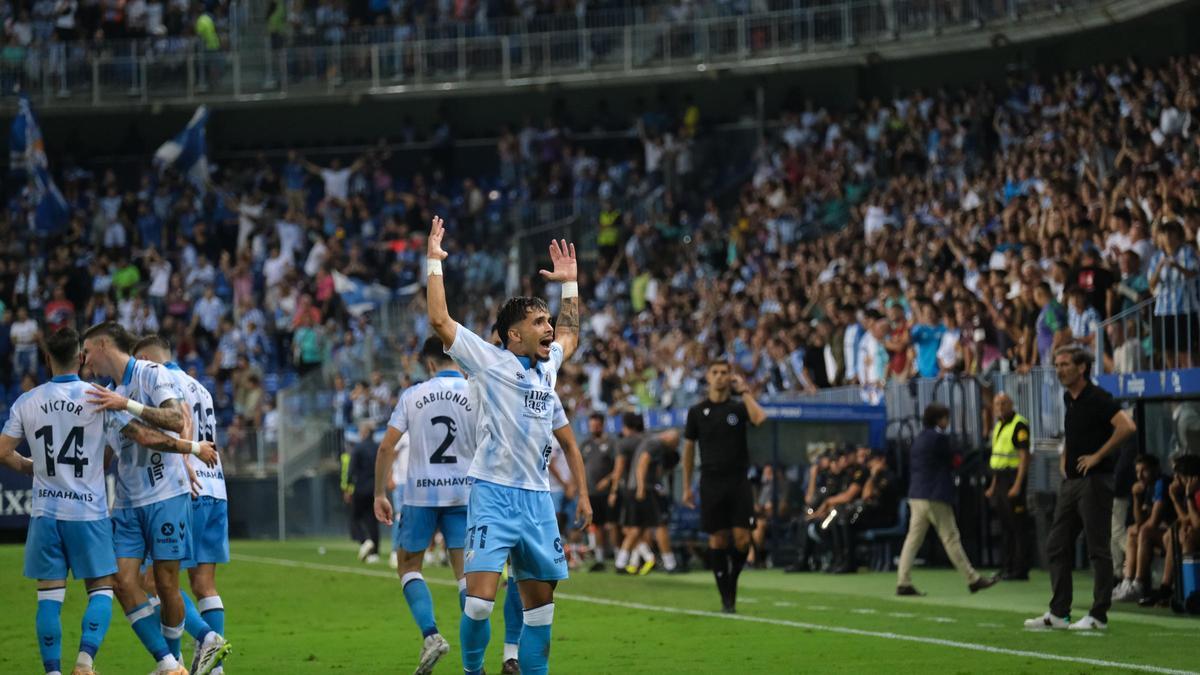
[985,393,1032,580]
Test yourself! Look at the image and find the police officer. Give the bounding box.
[985,393,1032,580]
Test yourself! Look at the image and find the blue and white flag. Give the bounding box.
[332,270,392,317]
[9,94,69,234]
[154,105,210,187]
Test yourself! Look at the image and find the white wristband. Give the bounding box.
[190,441,202,456]
[126,400,145,417]
[427,259,443,276]
[561,281,578,299]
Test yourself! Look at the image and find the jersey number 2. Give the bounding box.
[429,416,458,464]
[35,425,87,478]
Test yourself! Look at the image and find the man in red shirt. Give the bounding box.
[43,287,75,332]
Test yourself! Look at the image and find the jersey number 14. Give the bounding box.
[35,425,87,478]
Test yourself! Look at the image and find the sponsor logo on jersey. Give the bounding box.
[523,390,552,416]
[36,488,95,502]
[727,413,739,426]
[414,476,471,488]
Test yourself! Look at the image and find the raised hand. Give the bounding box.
[428,215,448,261]
[539,239,577,283]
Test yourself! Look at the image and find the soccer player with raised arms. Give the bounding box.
[0,328,218,675]
[373,336,477,674]
[425,216,592,675]
[134,335,232,675]
[81,322,230,674]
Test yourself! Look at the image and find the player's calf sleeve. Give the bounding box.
[36,587,65,675]
[458,578,467,612]
[147,594,162,623]
[125,601,171,662]
[709,548,731,602]
[198,595,225,636]
[503,578,523,646]
[181,592,214,644]
[460,596,494,674]
[730,546,748,577]
[79,587,114,664]
[162,620,185,661]
[518,603,554,675]
[401,572,439,637]
[615,548,630,569]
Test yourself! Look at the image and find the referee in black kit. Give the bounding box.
[681,360,767,613]
[1024,346,1135,631]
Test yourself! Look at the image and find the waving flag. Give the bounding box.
[9,94,69,234]
[154,105,210,188]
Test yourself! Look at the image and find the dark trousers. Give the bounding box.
[351,491,379,550]
[1046,474,1114,623]
[989,469,1031,576]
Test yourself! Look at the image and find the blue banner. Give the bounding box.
[154,106,210,188]
[597,400,887,449]
[1097,369,1200,400]
[0,467,33,531]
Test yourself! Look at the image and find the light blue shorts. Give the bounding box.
[391,485,404,552]
[399,504,467,553]
[113,493,193,562]
[191,496,230,565]
[24,517,118,581]
[464,481,568,582]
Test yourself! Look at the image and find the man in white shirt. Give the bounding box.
[425,216,589,675]
[302,156,364,205]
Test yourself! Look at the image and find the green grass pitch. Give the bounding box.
[1,540,1197,673]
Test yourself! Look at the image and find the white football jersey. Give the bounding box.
[2,375,131,521]
[446,324,569,492]
[388,371,474,507]
[110,358,190,509]
[164,363,226,501]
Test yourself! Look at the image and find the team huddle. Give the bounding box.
[0,323,233,675]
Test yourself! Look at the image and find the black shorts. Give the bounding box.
[621,491,661,529]
[700,476,754,533]
[1157,313,1200,356]
[589,493,612,527]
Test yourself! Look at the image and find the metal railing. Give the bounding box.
[1096,276,1200,374]
[1,0,1109,107]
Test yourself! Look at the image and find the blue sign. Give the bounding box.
[595,400,887,448]
[1097,369,1200,400]
[0,467,33,530]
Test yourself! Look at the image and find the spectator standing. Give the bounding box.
[10,306,40,380]
[1147,221,1200,369]
[896,403,997,597]
[1025,346,1135,631]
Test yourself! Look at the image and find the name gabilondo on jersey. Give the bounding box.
[413,390,472,411]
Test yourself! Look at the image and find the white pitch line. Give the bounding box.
[773,601,796,607]
[230,554,1198,675]
[850,608,877,614]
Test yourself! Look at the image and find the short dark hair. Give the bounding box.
[1174,454,1200,477]
[45,328,80,370]
[707,359,729,370]
[1135,454,1160,471]
[420,336,452,365]
[82,321,133,353]
[494,297,549,348]
[621,412,645,433]
[588,412,605,423]
[132,334,172,357]
[1053,345,1094,369]
[922,403,950,429]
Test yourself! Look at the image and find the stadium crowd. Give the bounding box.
[5,51,1200,423]
[4,45,1200,609]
